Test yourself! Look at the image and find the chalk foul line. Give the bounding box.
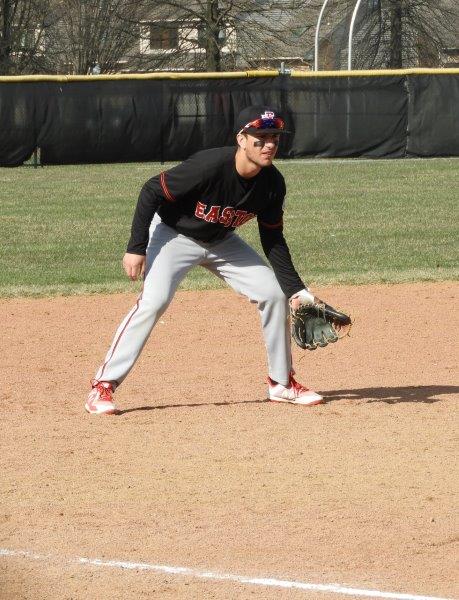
[0,548,455,600]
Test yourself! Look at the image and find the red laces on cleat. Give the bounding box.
[92,381,113,400]
[289,376,308,395]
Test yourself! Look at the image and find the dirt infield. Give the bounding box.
[1,282,458,600]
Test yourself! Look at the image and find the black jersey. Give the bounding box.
[127,146,305,297]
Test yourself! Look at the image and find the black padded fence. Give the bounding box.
[0,70,458,166]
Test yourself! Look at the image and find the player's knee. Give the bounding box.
[261,280,286,305]
[141,290,173,314]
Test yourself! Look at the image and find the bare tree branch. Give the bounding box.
[0,0,54,74]
[2,0,456,74]
[304,0,458,70]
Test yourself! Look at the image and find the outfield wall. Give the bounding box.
[0,69,458,166]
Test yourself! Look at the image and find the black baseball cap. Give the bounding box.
[234,105,289,135]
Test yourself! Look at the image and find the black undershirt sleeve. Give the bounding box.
[126,178,162,255]
[258,225,305,298]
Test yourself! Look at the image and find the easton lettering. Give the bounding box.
[194,202,255,228]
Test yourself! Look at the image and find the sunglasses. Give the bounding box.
[239,116,285,134]
[253,137,280,147]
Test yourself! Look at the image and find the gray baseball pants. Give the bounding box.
[95,216,292,387]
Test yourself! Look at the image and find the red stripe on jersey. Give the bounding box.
[160,172,175,202]
[259,219,283,229]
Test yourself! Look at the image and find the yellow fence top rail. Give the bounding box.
[0,68,457,83]
[291,67,459,77]
[0,71,277,82]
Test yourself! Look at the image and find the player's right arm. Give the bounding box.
[125,179,162,256]
[122,180,159,280]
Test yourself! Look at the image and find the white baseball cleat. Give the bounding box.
[85,380,118,415]
[268,375,324,405]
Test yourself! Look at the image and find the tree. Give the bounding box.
[0,0,52,74]
[383,0,457,68]
[132,0,311,72]
[45,0,148,74]
[306,0,458,70]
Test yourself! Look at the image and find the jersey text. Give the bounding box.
[194,202,255,228]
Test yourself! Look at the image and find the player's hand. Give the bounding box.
[290,296,301,311]
[289,289,318,311]
[122,253,146,281]
[290,296,323,311]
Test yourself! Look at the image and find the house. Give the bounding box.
[2,0,456,75]
[117,1,314,73]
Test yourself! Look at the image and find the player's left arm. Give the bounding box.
[258,215,315,301]
[257,182,314,304]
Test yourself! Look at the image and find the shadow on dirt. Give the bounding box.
[322,385,459,404]
[117,398,268,414]
[117,385,458,414]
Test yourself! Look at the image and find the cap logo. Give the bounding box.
[238,110,285,134]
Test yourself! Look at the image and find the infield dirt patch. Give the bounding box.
[1,282,458,600]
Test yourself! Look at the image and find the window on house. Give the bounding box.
[218,28,227,46]
[150,23,179,49]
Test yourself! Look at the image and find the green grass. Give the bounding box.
[0,158,458,297]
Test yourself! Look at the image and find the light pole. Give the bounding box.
[313,0,331,142]
[348,0,364,70]
[346,0,364,142]
[314,0,331,71]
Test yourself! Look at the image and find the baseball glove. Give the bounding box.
[290,301,352,351]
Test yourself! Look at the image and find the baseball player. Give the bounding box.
[85,105,325,415]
